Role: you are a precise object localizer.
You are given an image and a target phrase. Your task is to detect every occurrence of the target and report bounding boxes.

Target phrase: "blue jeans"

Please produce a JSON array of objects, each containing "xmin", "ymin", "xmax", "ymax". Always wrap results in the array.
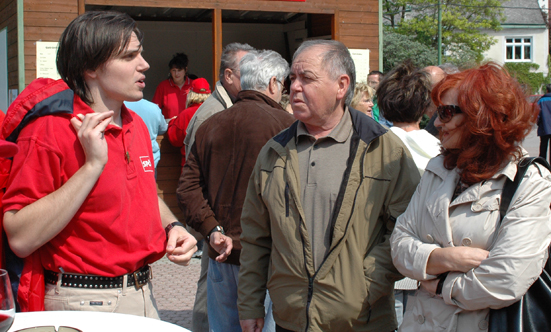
[
  {"xmin": 207, "ymin": 259, "xmax": 274, "ymax": 332},
  {"xmin": 394, "ymin": 289, "xmax": 416, "ymax": 327}
]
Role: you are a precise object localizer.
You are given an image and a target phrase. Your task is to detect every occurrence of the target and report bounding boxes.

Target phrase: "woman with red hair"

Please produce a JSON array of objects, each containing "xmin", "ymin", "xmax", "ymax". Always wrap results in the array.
[{"xmin": 390, "ymin": 62, "xmax": 551, "ymax": 331}]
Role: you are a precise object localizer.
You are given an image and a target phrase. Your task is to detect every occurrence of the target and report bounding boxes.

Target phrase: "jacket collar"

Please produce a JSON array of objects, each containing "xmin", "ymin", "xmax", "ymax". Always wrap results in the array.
[
  {"xmin": 234, "ymin": 90, "xmax": 284, "ymax": 110},
  {"xmin": 425, "ymin": 151, "xmax": 524, "ymax": 216},
  {"xmin": 213, "ymin": 81, "xmax": 233, "ymax": 110},
  {"xmin": 272, "ymin": 106, "xmax": 386, "ymax": 153}
]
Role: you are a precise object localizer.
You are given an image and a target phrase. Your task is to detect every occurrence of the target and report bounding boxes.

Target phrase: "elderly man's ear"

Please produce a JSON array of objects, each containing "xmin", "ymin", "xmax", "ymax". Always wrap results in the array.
[
  {"xmin": 336, "ymin": 74, "xmax": 350, "ymax": 101},
  {"xmin": 223, "ymin": 68, "xmax": 233, "ymax": 85}
]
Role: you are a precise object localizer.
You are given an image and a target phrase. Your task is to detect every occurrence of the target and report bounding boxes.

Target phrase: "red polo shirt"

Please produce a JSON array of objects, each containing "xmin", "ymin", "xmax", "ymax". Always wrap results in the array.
[
  {"xmin": 152, "ymin": 77, "xmax": 193, "ymax": 119},
  {"xmin": 3, "ymin": 96, "xmax": 166, "ymax": 276}
]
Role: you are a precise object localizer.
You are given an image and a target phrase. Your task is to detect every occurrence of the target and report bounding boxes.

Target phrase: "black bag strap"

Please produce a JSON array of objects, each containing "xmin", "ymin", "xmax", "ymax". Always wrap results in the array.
[{"xmin": 499, "ymin": 156, "xmax": 551, "ymax": 224}]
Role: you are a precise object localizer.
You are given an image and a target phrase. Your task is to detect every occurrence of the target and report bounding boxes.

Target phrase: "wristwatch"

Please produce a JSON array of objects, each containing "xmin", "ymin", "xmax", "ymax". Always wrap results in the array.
[
  {"xmin": 165, "ymin": 221, "xmax": 185, "ymax": 237},
  {"xmin": 206, "ymin": 225, "xmax": 225, "ymax": 241}
]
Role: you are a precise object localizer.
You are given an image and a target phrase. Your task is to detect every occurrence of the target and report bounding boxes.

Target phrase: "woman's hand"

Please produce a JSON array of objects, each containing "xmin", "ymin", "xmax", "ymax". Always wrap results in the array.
[
  {"xmin": 427, "ymin": 247, "xmax": 489, "ymax": 275},
  {"xmin": 420, "ymin": 278, "xmax": 439, "ymax": 295}
]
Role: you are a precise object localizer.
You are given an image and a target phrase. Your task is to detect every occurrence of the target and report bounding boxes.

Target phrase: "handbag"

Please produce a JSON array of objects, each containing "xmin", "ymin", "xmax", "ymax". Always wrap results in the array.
[{"xmin": 489, "ymin": 157, "xmax": 551, "ymax": 332}]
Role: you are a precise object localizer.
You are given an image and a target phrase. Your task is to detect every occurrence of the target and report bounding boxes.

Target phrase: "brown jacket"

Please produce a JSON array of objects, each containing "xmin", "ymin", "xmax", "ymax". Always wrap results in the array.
[{"xmin": 177, "ymin": 90, "xmax": 295, "ymax": 265}]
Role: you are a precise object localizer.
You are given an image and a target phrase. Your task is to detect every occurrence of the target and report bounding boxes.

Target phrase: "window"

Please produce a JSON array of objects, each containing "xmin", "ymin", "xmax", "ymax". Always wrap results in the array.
[{"xmin": 505, "ymin": 37, "xmax": 532, "ymax": 62}]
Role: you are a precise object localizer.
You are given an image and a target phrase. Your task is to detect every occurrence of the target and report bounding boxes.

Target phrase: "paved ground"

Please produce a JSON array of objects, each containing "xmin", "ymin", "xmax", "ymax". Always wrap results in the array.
[
  {"xmin": 151, "ymin": 255, "xmax": 201, "ymax": 331},
  {"xmin": 148, "ymin": 126, "xmax": 542, "ymax": 332}
]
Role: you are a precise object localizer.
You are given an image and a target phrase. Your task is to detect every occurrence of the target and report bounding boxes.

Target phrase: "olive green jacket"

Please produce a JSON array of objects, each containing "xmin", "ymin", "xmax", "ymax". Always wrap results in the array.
[{"xmin": 238, "ymin": 108, "xmax": 421, "ymax": 332}]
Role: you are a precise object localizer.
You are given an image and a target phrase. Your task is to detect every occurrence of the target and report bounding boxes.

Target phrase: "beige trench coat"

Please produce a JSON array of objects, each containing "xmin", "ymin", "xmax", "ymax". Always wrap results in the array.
[{"xmin": 391, "ymin": 154, "xmax": 551, "ymax": 332}]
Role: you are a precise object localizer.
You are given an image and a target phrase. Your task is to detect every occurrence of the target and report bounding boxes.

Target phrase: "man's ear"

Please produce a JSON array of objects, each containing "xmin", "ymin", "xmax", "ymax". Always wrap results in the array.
[
  {"xmin": 223, "ymin": 68, "xmax": 233, "ymax": 85},
  {"xmin": 336, "ymin": 75, "xmax": 350, "ymax": 100},
  {"xmin": 84, "ymin": 69, "xmax": 97, "ymax": 80},
  {"xmin": 268, "ymin": 77, "xmax": 278, "ymax": 94}
]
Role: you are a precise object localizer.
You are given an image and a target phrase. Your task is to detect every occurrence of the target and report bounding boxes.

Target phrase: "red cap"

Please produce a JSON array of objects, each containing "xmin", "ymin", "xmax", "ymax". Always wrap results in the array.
[
  {"xmin": 0, "ymin": 140, "xmax": 18, "ymax": 158},
  {"xmin": 191, "ymin": 78, "xmax": 211, "ymax": 94}
]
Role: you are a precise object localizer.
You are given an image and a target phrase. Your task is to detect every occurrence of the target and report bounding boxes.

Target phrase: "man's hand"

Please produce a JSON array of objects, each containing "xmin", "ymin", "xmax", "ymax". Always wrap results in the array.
[
  {"xmin": 210, "ymin": 232, "xmax": 233, "ymax": 262},
  {"xmin": 240, "ymin": 318, "xmax": 264, "ymax": 332},
  {"xmin": 70, "ymin": 112, "xmax": 113, "ymax": 170},
  {"xmin": 427, "ymin": 247, "xmax": 489, "ymax": 275},
  {"xmin": 166, "ymin": 225, "xmax": 197, "ymax": 266}
]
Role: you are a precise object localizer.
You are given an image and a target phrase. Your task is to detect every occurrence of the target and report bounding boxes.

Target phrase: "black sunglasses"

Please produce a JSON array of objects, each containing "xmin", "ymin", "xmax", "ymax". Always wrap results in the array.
[{"xmin": 436, "ymin": 105, "xmax": 462, "ymax": 123}]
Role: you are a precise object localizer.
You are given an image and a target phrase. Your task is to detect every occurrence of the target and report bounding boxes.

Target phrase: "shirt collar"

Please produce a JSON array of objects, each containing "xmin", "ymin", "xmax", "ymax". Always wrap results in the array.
[{"xmin": 297, "ymin": 107, "xmax": 352, "ymax": 143}]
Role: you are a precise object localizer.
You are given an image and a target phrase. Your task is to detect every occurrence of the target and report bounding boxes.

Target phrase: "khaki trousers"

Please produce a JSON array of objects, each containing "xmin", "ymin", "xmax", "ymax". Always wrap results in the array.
[{"xmin": 44, "ymin": 274, "xmax": 159, "ymax": 319}]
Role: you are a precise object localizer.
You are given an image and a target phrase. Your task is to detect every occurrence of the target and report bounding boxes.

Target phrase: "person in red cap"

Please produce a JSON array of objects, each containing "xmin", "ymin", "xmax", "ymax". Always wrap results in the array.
[{"xmin": 167, "ymin": 77, "xmax": 211, "ymax": 168}]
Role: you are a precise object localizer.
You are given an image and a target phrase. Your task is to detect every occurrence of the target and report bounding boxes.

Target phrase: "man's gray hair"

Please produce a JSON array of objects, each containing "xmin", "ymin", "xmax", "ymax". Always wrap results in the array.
[
  {"xmin": 293, "ymin": 40, "xmax": 356, "ymax": 105},
  {"xmin": 240, "ymin": 50, "xmax": 289, "ymax": 92},
  {"xmin": 219, "ymin": 42, "xmax": 256, "ymax": 80}
]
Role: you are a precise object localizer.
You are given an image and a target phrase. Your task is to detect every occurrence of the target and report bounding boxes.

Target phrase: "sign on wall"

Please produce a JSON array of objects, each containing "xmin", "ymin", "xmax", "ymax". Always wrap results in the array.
[
  {"xmin": 349, "ymin": 49, "xmax": 370, "ymax": 83},
  {"xmin": 36, "ymin": 42, "xmax": 60, "ymax": 80}
]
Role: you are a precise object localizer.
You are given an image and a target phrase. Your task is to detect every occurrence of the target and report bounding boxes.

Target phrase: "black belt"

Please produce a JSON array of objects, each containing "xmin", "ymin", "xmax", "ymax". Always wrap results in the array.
[{"xmin": 44, "ymin": 265, "xmax": 151, "ymax": 289}]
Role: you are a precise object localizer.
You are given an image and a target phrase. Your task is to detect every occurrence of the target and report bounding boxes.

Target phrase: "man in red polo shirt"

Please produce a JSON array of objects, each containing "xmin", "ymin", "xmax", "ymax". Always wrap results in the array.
[{"xmin": 2, "ymin": 11, "xmax": 196, "ymax": 317}]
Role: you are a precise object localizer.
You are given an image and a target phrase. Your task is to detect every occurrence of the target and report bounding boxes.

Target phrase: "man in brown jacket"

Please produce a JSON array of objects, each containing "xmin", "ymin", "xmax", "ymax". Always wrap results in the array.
[
  {"xmin": 176, "ymin": 49, "xmax": 295, "ymax": 332},
  {"xmin": 237, "ymin": 40, "xmax": 420, "ymax": 332}
]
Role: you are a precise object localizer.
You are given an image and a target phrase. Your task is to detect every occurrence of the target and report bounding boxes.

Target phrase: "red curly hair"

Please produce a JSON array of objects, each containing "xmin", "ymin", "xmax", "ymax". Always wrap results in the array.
[{"xmin": 431, "ymin": 62, "xmax": 537, "ymax": 185}]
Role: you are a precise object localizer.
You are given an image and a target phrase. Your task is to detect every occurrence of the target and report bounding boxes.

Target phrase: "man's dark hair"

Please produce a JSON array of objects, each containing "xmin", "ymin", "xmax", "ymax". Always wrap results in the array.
[
  {"xmin": 368, "ymin": 70, "xmax": 384, "ymax": 80},
  {"xmin": 57, "ymin": 11, "xmax": 143, "ymax": 105},
  {"xmin": 377, "ymin": 60, "xmax": 432, "ymax": 123},
  {"xmin": 168, "ymin": 53, "xmax": 189, "ymax": 70},
  {"xmin": 546, "ymin": 84, "xmax": 551, "ymax": 93}
]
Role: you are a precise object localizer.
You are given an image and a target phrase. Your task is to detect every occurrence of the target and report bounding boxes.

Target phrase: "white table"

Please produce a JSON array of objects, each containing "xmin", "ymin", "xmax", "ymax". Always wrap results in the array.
[{"xmin": 8, "ymin": 311, "xmax": 190, "ymax": 332}]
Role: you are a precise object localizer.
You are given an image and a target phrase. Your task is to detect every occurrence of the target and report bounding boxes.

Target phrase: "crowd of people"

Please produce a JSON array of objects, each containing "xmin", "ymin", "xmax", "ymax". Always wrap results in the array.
[{"xmin": 1, "ymin": 10, "xmax": 551, "ymax": 332}]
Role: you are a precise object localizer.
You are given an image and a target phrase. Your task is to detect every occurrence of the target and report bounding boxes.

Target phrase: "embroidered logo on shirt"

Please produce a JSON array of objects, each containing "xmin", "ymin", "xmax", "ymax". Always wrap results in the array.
[{"xmin": 140, "ymin": 156, "xmax": 154, "ymax": 172}]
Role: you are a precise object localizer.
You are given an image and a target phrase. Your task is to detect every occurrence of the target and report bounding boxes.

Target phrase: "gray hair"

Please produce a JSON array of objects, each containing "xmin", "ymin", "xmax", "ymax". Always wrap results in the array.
[
  {"xmin": 240, "ymin": 50, "xmax": 289, "ymax": 92},
  {"xmin": 219, "ymin": 42, "xmax": 255, "ymax": 80},
  {"xmin": 293, "ymin": 40, "xmax": 356, "ymax": 105}
]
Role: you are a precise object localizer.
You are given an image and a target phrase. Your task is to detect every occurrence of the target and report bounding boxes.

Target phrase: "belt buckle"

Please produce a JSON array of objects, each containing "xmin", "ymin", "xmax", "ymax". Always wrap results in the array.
[{"xmin": 133, "ymin": 269, "xmax": 147, "ymax": 289}]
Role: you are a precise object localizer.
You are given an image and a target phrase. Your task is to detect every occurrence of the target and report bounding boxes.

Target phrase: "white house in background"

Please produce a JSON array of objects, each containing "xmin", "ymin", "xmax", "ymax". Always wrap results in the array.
[{"xmin": 483, "ymin": 0, "xmax": 548, "ymax": 75}]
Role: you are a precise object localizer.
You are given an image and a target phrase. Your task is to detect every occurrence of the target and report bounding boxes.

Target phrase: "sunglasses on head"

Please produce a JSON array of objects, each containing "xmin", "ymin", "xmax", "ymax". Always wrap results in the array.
[{"xmin": 436, "ymin": 105, "xmax": 462, "ymax": 123}]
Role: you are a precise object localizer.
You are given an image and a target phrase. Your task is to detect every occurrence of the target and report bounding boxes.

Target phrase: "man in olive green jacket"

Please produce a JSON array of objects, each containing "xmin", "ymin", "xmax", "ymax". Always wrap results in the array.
[{"xmin": 237, "ymin": 40, "xmax": 420, "ymax": 332}]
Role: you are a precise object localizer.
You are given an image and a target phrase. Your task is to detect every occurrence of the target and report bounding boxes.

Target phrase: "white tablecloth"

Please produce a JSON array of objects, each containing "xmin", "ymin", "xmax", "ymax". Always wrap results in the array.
[{"xmin": 8, "ymin": 311, "xmax": 190, "ymax": 332}]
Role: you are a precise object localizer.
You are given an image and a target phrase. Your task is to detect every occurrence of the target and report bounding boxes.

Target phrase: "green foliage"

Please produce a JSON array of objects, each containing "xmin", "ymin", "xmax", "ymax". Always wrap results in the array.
[
  {"xmin": 383, "ymin": 28, "xmax": 438, "ymax": 72},
  {"xmin": 384, "ymin": 0, "xmax": 504, "ymax": 64},
  {"xmin": 504, "ymin": 63, "xmax": 550, "ymax": 94}
]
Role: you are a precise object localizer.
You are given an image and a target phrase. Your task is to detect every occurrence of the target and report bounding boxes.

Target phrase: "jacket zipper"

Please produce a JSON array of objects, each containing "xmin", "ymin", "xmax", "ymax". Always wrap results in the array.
[
  {"xmin": 302, "ymin": 143, "xmax": 369, "ymax": 331},
  {"xmin": 285, "ymin": 183, "xmax": 290, "ymax": 217}
]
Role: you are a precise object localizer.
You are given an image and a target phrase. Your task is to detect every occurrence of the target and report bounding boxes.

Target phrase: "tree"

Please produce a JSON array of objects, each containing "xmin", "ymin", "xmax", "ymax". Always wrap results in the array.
[
  {"xmin": 384, "ymin": 0, "xmax": 504, "ymax": 64},
  {"xmin": 383, "ymin": 28, "xmax": 438, "ymax": 72}
]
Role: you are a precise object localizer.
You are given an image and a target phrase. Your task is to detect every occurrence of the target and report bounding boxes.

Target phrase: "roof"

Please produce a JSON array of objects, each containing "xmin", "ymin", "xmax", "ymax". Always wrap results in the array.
[{"xmin": 502, "ymin": 0, "xmax": 546, "ymax": 25}]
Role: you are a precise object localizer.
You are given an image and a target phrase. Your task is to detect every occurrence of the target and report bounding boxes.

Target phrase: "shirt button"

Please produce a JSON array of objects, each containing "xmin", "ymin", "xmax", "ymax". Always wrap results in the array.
[
  {"xmin": 313, "ymin": 144, "xmax": 319, "ymax": 149},
  {"xmin": 478, "ymin": 320, "xmax": 488, "ymax": 330},
  {"xmin": 462, "ymin": 238, "xmax": 472, "ymax": 246},
  {"xmin": 80, "ymin": 301, "xmax": 85, "ymax": 305},
  {"xmin": 311, "ymin": 162, "xmax": 316, "ymax": 167},
  {"xmin": 426, "ymin": 234, "xmax": 434, "ymax": 243},
  {"xmin": 417, "ymin": 315, "xmax": 425, "ymax": 324}
]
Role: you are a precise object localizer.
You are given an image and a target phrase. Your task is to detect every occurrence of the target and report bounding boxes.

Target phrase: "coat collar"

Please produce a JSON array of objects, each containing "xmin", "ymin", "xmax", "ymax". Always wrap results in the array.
[{"xmin": 424, "ymin": 150, "xmax": 526, "ymax": 244}]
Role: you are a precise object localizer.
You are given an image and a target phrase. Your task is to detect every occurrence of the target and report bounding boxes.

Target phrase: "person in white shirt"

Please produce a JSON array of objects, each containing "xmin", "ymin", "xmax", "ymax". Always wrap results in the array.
[{"xmin": 376, "ymin": 60, "xmax": 441, "ymax": 325}]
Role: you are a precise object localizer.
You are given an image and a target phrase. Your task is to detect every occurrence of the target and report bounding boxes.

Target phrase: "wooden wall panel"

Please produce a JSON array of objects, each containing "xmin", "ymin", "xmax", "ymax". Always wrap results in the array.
[
  {"xmin": 22, "ymin": 1, "xmax": 78, "ymax": 87},
  {"xmin": 156, "ymin": 135, "xmax": 186, "ymax": 221},
  {"xmin": 24, "ymin": 0, "xmax": 78, "ymax": 13},
  {"xmin": 1, "ymin": 0, "xmax": 17, "ymax": 90},
  {"xmin": 24, "ymin": 12, "xmax": 75, "ymax": 27}
]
